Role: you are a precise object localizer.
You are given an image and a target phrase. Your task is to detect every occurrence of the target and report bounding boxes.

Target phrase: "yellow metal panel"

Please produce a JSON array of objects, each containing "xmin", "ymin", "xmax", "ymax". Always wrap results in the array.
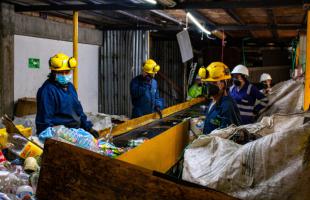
[
  {"xmin": 73, "ymin": 11, "xmax": 79, "ymax": 90},
  {"xmin": 305, "ymin": 10, "xmax": 310, "ymax": 111},
  {"xmin": 117, "ymin": 120, "xmax": 189, "ymax": 173},
  {"xmin": 99, "ymin": 97, "xmax": 205, "ymax": 137}
]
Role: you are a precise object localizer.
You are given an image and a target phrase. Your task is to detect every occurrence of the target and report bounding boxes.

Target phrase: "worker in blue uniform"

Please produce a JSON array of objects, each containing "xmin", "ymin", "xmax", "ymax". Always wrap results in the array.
[
  {"xmin": 198, "ymin": 62, "xmax": 241, "ymax": 134},
  {"xmin": 230, "ymin": 64, "xmax": 269, "ymax": 125},
  {"xmin": 35, "ymin": 53, "xmax": 99, "ymax": 138},
  {"xmin": 130, "ymin": 59, "xmax": 164, "ymax": 119}
]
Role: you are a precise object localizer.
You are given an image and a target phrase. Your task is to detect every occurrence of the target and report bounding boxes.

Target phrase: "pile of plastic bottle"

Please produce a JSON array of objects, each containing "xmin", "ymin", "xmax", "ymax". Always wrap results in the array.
[
  {"xmin": 39, "ymin": 125, "xmax": 129, "ymax": 157},
  {"xmin": 0, "ymin": 152, "xmax": 38, "ymax": 200}
]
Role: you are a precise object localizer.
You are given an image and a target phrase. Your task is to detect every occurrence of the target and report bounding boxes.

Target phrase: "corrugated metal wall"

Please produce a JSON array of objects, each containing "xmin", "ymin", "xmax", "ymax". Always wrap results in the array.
[
  {"xmin": 99, "ymin": 30, "xmax": 148, "ymax": 116},
  {"xmin": 152, "ymin": 40, "xmax": 184, "ymax": 107}
]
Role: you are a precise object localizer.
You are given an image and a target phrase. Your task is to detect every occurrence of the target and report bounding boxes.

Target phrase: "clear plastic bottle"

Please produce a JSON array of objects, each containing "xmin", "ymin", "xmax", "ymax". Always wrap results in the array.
[{"xmin": 54, "ymin": 126, "xmax": 99, "ymax": 152}]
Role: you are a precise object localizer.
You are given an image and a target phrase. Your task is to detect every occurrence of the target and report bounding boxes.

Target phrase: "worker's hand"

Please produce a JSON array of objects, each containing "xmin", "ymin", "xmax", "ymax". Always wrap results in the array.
[
  {"xmin": 155, "ymin": 106, "xmax": 163, "ymax": 119},
  {"xmin": 88, "ymin": 128, "xmax": 99, "ymax": 139}
]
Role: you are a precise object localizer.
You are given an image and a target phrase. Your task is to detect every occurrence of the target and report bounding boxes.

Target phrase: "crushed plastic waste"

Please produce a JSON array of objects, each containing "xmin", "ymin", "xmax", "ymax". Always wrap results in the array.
[
  {"xmin": 227, "ymin": 128, "xmax": 262, "ymax": 145},
  {"xmin": 39, "ymin": 126, "xmax": 99, "ymax": 152},
  {"xmin": 13, "ymin": 115, "xmax": 36, "ymax": 136},
  {"xmin": 0, "ymin": 160, "xmax": 37, "ymax": 200},
  {"xmin": 128, "ymin": 137, "xmax": 148, "ymax": 147},
  {"xmin": 2, "ymin": 132, "xmax": 42, "ymax": 160},
  {"xmin": 98, "ymin": 140, "xmax": 127, "ymax": 158}
]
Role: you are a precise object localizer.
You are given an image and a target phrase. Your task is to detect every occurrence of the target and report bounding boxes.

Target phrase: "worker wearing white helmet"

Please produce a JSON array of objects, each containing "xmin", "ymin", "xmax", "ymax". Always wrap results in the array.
[
  {"xmin": 230, "ymin": 64, "xmax": 268, "ymax": 125},
  {"xmin": 259, "ymin": 73, "xmax": 272, "ymax": 95}
]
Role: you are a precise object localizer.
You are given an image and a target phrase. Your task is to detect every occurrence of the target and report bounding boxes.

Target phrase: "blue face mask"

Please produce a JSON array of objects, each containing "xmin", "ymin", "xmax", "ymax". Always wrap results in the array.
[{"xmin": 55, "ymin": 74, "xmax": 72, "ymax": 85}]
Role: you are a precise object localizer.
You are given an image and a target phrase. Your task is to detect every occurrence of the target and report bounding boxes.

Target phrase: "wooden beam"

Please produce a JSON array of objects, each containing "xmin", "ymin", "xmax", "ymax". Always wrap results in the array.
[
  {"xmin": 103, "ymin": 24, "xmax": 304, "ymax": 31},
  {"xmin": 215, "ymin": 24, "xmax": 304, "ymax": 31},
  {"xmin": 266, "ymin": 9, "xmax": 279, "ymax": 39},
  {"xmin": 15, "ymin": 0, "xmax": 304, "ymax": 12},
  {"xmin": 36, "ymin": 139, "xmax": 238, "ymax": 200},
  {"xmin": 225, "ymin": 9, "xmax": 255, "ymax": 38}
]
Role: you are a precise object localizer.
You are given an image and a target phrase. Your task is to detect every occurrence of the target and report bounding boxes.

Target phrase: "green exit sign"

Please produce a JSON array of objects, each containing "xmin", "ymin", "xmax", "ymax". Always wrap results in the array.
[{"xmin": 28, "ymin": 58, "xmax": 40, "ymax": 69}]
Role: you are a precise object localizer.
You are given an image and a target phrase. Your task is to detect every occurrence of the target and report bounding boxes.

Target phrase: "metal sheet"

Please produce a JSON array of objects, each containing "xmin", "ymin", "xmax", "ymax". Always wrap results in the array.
[
  {"xmin": 117, "ymin": 121, "xmax": 189, "ymax": 173},
  {"xmin": 99, "ymin": 30, "xmax": 148, "ymax": 116},
  {"xmin": 152, "ymin": 39, "xmax": 184, "ymax": 107}
]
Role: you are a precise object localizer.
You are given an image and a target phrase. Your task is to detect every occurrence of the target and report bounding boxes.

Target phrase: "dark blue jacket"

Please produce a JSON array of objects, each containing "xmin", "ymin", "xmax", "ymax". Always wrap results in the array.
[
  {"xmin": 230, "ymin": 81, "xmax": 268, "ymax": 125},
  {"xmin": 35, "ymin": 79, "xmax": 93, "ymax": 135},
  {"xmin": 203, "ymin": 95, "xmax": 241, "ymax": 134},
  {"xmin": 130, "ymin": 75, "xmax": 164, "ymax": 118}
]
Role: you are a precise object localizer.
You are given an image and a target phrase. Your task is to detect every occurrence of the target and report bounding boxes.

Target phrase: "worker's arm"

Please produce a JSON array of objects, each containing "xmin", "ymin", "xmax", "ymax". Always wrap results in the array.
[
  {"xmin": 252, "ymin": 86, "xmax": 269, "ymax": 113},
  {"xmin": 154, "ymin": 80, "xmax": 164, "ymax": 109},
  {"xmin": 69, "ymin": 84, "xmax": 93, "ymax": 131},
  {"xmin": 35, "ymin": 87, "xmax": 56, "ymax": 135},
  {"xmin": 219, "ymin": 100, "xmax": 241, "ymax": 128}
]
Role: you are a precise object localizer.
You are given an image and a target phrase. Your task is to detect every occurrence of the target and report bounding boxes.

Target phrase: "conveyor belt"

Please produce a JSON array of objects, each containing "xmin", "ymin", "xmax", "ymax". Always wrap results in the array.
[{"xmin": 113, "ymin": 104, "xmax": 205, "ymax": 148}]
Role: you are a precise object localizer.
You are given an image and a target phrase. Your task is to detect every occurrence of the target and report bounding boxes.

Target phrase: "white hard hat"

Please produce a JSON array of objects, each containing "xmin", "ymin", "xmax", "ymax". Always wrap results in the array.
[
  {"xmin": 231, "ymin": 64, "xmax": 249, "ymax": 76},
  {"xmin": 260, "ymin": 73, "xmax": 272, "ymax": 82}
]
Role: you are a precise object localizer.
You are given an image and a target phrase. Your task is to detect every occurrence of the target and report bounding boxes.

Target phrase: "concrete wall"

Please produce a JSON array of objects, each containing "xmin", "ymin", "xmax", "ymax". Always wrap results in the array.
[
  {"xmin": 10, "ymin": 10, "xmax": 104, "ymax": 113},
  {"xmin": 248, "ymin": 66, "xmax": 290, "ymax": 84},
  {"xmin": 14, "ymin": 13, "xmax": 103, "ymax": 45},
  {"xmin": 14, "ymin": 35, "xmax": 99, "ymax": 113}
]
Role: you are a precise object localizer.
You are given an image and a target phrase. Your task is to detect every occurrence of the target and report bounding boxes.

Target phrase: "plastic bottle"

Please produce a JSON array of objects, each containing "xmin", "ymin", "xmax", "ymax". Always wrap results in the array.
[
  {"xmin": 16, "ymin": 185, "xmax": 33, "ymax": 200},
  {"xmin": 5, "ymin": 133, "xmax": 43, "ymax": 159},
  {"xmin": 54, "ymin": 126, "xmax": 98, "ymax": 152},
  {"xmin": 29, "ymin": 172, "xmax": 39, "ymax": 194}
]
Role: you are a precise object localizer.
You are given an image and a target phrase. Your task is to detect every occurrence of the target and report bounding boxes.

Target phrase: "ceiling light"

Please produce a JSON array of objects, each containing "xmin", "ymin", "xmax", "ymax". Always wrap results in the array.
[
  {"xmin": 187, "ymin": 12, "xmax": 211, "ymax": 35},
  {"xmin": 144, "ymin": 0, "xmax": 157, "ymax": 4}
]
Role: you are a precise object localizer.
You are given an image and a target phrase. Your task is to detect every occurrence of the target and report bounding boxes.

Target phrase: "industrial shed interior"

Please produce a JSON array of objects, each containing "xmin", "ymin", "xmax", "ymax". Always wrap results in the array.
[{"xmin": 0, "ymin": 0, "xmax": 309, "ymax": 199}]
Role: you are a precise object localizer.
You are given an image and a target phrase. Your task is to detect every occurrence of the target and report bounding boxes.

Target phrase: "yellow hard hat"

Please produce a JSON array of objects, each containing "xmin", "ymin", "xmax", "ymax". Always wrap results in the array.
[
  {"xmin": 142, "ymin": 59, "xmax": 160, "ymax": 74},
  {"xmin": 49, "ymin": 53, "xmax": 77, "ymax": 71},
  {"xmin": 199, "ymin": 62, "xmax": 231, "ymax": 82}
]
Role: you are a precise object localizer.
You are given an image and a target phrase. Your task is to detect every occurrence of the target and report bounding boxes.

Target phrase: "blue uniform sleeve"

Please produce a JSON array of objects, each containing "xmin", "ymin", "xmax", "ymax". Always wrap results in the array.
[
  {"xmin": 219, "ymin": 101, "xmax": 241, "ymax": 128},
  {"xmin": 36, "ymin": 87, "xmax": 56, "ymax": 134},
  {"xmin": 252, "ymin": 86, "xmax": 269, "ymax": 113},
  {"xmin": 70, "ymin": 85, "xmax": 93, "ymax": 131},
  {"xmin": 130, "ymin": 78, "xmax": 149, "ymax": 99},
  {"xmin": 154, "ymin": 81, "xmax": 164, "ymax": 109}
]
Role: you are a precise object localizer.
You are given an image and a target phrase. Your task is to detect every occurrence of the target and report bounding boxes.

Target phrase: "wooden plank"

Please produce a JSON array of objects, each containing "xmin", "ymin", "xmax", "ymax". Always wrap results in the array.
[{"xmin": 37, "ymin": 139, "xmax": 238, "ymax": 200}]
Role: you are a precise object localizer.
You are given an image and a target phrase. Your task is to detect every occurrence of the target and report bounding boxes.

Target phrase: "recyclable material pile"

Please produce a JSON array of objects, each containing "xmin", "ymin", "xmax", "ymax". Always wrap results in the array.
[
  {"xmin": 258, "ymin": 79, "xmax": 304, "ymax": 119},
  {"xmin": 182, "ymin": 113, "xmax": 310, "ymax": 200},
  {"xmin": 39, "ymin": 125, "xmax": 133, "ymax": 157},
  {"xmin": 0, "ymin": 117, "xmax": 133, "ymax": 199}
]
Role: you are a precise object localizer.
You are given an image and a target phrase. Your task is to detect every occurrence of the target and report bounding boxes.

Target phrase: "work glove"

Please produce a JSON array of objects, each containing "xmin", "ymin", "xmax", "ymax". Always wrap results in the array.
[
  {"xmin": 88, "ymin": 128, "xmax": 99, "ymax": 139},
  {"xmin": 155, "ymin": 106, "xmax": 163, "ymax": 119}
]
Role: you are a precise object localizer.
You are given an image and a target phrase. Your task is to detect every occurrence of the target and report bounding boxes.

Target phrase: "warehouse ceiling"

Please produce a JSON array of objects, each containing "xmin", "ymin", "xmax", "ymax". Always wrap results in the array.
[{"xmin": 4, "ymin": 0, "xmax": 309, "ymax": 44}]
